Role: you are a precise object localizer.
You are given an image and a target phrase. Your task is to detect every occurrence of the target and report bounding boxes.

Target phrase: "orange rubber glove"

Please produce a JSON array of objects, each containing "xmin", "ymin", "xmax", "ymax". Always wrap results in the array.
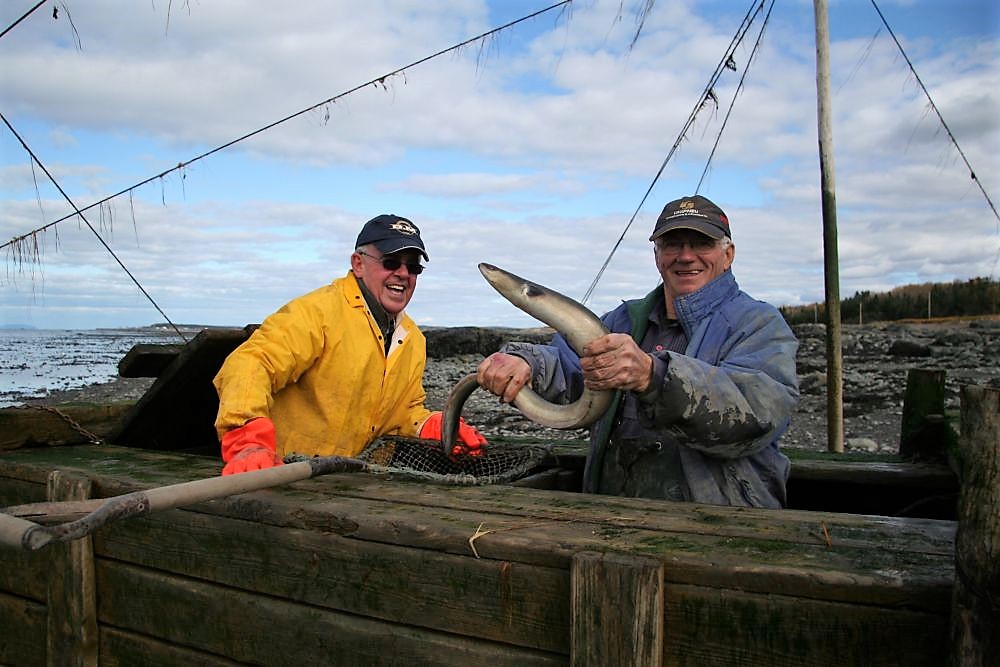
[
  {"xmin": 221, "ymin": 417, "xmax": 283, "ymax": 476},
  {"xmin": 419, "ymin": 411, "xmax": 487, "ymax": 457}
]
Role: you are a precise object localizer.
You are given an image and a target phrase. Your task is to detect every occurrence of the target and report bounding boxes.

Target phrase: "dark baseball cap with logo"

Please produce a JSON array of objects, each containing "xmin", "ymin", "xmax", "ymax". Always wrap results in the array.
[
  {"xmin": 649, "ymin": 195, "xmax": 731, "ymax": 241},
  {"xmin": 355, "ymin": 214, "xmax": 428, "ymax": 260}
]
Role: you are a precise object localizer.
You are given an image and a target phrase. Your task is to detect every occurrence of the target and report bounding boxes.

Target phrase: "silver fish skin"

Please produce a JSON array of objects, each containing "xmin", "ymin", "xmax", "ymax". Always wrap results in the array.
[{"xmin": 441, "ymin": 264, "xmax": 614, "ymax": 453}]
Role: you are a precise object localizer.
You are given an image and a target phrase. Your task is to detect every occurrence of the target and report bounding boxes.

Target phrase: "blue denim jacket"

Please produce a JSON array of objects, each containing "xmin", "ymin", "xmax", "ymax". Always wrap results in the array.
[{"xmin": 503, "ymin": 270, "xmax": 799, "ymax": 508}]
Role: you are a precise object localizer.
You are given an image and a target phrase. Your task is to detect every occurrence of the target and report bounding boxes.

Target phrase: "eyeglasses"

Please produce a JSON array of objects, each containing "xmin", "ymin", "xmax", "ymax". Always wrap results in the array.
[
  {"xmin": 357, "ymin": 250, "xmax": 425, "ymax": 275},
  {"xmin": 655, "ymin": 236, "xmax": 720, "ymax": 255}
]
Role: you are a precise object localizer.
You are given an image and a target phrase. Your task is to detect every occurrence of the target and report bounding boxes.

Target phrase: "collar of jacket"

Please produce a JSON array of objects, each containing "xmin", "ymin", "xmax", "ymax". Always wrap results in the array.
[
  {"xmin": 585, "ymin": 288, "xmax": 659, "ymax": 492},
  {"xmin": 343, "ymin": 271, "xmax": 417, "ymax": 357},
  {"xmin": 585, "ymin": 271, "xmax": 738, "ymax": 492},
  {"xmin": 344, "ymin": 270, "xmax": 407, "ymax": 320},
  {"xmin": 354, "ymin": 274, "xmax": 396, "ymax": 350},
  {"xmin": 671, "ymin": 269, "xmax": 739, "ymax": 340}
]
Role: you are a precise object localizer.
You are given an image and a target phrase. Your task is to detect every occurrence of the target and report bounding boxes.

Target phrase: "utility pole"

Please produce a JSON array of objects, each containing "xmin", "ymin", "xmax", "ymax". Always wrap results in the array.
[{"xmin": 813, "ymin": 0, "xmax": 844, "ymax": 453}]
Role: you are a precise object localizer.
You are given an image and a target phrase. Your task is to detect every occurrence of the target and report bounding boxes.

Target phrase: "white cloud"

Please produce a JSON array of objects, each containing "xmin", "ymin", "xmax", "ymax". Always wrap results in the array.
[{"xmin": 1, "ymin": 0, "xmax": 997, "ymax": 330}]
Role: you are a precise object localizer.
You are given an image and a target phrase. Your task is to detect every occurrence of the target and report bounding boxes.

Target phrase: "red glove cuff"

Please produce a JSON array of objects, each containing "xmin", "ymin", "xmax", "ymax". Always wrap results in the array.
[
  {"xmin": 418, "ymin": 412, "xmax": 488, "ymax": 455},
  {"xmin": 221, "ymin": 418, "xmax": 281, "ymax": 475},
  {"xmin": 418, "ymin": 412, "xmax": 444, "ymax": 440}
]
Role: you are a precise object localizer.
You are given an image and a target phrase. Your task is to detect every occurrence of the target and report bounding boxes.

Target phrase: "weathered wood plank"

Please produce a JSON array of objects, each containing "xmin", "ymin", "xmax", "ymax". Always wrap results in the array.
[
  {"xmin": 2, "ymin": 445, "xmax": 222, "ymax": 487},
  {"xmin": 0, "ymin": 534, "xmax": 49, "ymax": 600},
  {"xmin": 0, "ymin": 444, "xmax": 955, "ymax": 609},
  {"xmin": 510, "ymin": 467, "xmax": 564, "ymax": 488},
  {"xmin": 93, "ymin": 508, "xmax": 571, "ymax": 653},
  {"xmin": 94, "ymin": 482, "xmax": 950, "ymax": 612},
  {"xmin": 661, "ymin": 582, "xmax": 948, "ymax": 667},
  {"xmin": 2, "ymin": 403, "xmax": 963, "ymax": 519},
  {"xmin": 950, "ymin": 384, "xmax": 1000, "ymax": 666},
  {"xmin": 0, "ymin": 404, "xmax": 131, "ymax": 450},
  {"xmin": 100, "ymin": 626, "xmax": 246, "ymax": 666},
  {"xmin": 0, "ymin": 476, "xmax": 50, "ymax": 601},
  {"xmin": 0, "ymin": 444, "xmax": 958, "ymax": 559},
  {"xmin": 786, "ymin": 459, "xmax": 958, "ymax": 519},
  {"xmin": 571, "ymin": 551, "xmax": 663, "ymax": 667},
  {"xmin": 45, "ymin": 471, "xmax": 97, "ymax": 667},
  {"xmin": 0, "ymin": 474, "xmax": 47, "ymax": 507},
  {"xmin": 543, "ymin": 450, "xmax": 959, "ymax": 517},
  {"xmin": 0, "ymin": 590, "xmax": 47, "ymax": 667},
  {"xmin": 900, "ymin": 368, "xmax": 949, "ymax": 461},
  {"xmin": 0, "ymin": 443, "xmax": 958, "ymax": 665},
  {"xmin": 110, "ymin": 327, "xmax": 251, "ymax": 454},
  {"xmin": 96, "ymin": 561, "xmax": 565, "ymax": 666},
  {"xmin": 788, "ymin": 460, "xmax": 955, "ymax": 487},
  {"xmin": 299, "ymin": 474, "xmax": 958, "ymax": 554},
  {"xmin": 117, "ymin": 343, "xmax": 184, "ymax": 378}
]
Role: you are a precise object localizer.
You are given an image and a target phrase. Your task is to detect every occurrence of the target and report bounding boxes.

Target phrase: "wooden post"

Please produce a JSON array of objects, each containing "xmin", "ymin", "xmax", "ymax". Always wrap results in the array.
[
  {"xmin": 950, "ymin": 385, "xmax": 999, "ymax": 666},
  {"xmin": 813, "ymin": 0, "xmax": 844, "ymax": 453},
  {"xmin": 46, "ymin": 471, "xmax": 98, "ymax": 667},
  {"xmin": 900, "ymin": 368, "xmax": 950, "ymax": 462},
  {"xmin": 571, "ymin": 551, "xmax": 664, "ymax": 667}
]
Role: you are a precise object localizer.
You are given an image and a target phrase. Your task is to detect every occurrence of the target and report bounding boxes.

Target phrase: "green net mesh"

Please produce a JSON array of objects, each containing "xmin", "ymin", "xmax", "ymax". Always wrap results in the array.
[{"xmin": 287, "ymin": 436, "xmax": 551, "ymax": 485}]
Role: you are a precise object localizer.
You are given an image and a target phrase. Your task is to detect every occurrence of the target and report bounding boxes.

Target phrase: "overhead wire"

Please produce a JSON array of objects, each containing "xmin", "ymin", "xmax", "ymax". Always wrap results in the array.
[
  {"xmin": 0, "ymin": 0, "xmax": 48, "ymax": 40},
  {"xmin": 1, "ymin": 0, "xmax": 573, "ymax": 334},
  {"xmin": 1, "ymin": 112, "xmax": 189, "ymax": 342},
  {"xmin": 581, "ymin": 0, "xmax": 767, "ymax": 305},
  {"xmin": 1, "ymin": 0, "xmax": 573, "ymax": 253},
  {"xmin": 696, "ymin": 0, "xmax": 775, "ymax": 193},
  {"xmin": 585, "ymin": 0, "xmax": 998, "ymax": 302},
  {"xmin": 869, "ymin": 0, "xmax": 999, "ymax": 233},
  {"xmin": 835, "ymin": 28, "xmax": 882, "ymax": 96}
]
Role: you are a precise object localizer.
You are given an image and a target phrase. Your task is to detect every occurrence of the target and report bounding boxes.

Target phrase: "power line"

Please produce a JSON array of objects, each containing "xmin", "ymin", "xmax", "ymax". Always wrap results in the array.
[
  {"xmin": 1, "ymin": 1, "xmax": 573, "ymax": 253},
  {"xmin": 581, "ymin": 0, "xmax": 767, "ymax": 305},
  {"xmin": 869, "ymin": 0, "xmax": 999, "ymax": 230},
  {"xmin": 0, "ymin": 0, "xmax": 47, "ymax": 40},
  {"xmin": 696, "ymin": 0, "xmax": 775, "ymax": 193},
  {"xmin": 1, "ymin": 112, "xmax": 189, "ymax": 343}
]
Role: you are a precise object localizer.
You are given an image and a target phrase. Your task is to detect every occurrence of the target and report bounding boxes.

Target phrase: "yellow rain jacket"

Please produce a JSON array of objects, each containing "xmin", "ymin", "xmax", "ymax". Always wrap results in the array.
[{"xmin": 213, "ymin": 271, "xmax": 433, "ymax": 458}]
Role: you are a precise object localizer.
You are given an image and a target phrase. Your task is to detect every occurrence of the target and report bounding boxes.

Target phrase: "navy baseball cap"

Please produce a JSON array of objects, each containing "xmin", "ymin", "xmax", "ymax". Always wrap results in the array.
[
  {"xmin": 355, "ymin": 214, "xmax": 428, "ymax": 260},
  {"xmin": 649, "ymin": 195, "xmax": 731, "ymax": 241}
]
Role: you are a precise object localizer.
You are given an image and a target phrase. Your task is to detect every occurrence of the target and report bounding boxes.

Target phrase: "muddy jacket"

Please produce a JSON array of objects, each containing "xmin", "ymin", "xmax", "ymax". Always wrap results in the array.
[
  {"xmin": 503, "ymin": 270, "xmax": 798, "ymax": 508},
  {"xmin": 214, "ymin": 271, "xmax": 432, "ymax": 458}
]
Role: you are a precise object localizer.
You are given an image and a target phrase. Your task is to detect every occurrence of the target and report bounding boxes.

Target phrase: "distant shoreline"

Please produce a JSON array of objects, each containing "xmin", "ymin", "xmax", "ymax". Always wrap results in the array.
[{"xmin": 4, "ymin": 313, "xmax": 996, "ymax": 334}]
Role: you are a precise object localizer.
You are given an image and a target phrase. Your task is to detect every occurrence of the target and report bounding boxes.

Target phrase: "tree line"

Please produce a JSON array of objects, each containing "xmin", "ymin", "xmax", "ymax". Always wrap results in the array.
[{"xmin": 779, "ymin": 277, "xmax": 998, "ymax": 325}]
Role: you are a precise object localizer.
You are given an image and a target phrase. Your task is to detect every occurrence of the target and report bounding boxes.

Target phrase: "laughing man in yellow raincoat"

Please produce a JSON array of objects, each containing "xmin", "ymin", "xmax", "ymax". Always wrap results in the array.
[{"xmin": 213, "ymin": 214, "xmax": 487, "ymax": 475}]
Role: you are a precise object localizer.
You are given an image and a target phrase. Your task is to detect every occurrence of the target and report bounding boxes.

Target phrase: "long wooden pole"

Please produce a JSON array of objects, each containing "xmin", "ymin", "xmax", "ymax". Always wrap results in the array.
[
  {"xmin": 0, "ymin": 455, "xmax": 367, "ymax": 551},
  {"xmin": 813, "ymin": 0, "xmax": 844, "ymax": 453},
  {"xmin": 950, "ymin": 385, "xmax": 999, "ymax": 664}
]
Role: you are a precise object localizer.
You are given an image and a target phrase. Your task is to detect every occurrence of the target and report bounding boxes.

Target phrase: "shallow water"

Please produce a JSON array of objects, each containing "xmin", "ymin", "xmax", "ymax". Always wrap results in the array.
[{"xmin": 0, "ymin": 328, "xmax": 185, "ymax": 407}]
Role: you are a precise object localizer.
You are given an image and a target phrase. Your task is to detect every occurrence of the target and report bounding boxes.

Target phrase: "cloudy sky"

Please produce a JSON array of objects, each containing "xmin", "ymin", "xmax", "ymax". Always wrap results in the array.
[{"xmin": 1, "ymin": 0, "xmax": 997, "ymax": 333}]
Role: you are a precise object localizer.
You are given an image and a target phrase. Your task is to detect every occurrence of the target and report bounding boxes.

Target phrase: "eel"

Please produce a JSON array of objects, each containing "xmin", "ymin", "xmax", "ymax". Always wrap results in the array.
[{"xmin": 440, "ymin": 263, "xmax": 612, "ymax": 452}]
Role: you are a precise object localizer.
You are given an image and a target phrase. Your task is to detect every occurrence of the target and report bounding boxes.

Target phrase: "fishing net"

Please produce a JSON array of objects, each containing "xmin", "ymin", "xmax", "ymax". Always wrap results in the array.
[{"xmin": 286, "ymin": 436, "xmax": 551, "ymax": 486}]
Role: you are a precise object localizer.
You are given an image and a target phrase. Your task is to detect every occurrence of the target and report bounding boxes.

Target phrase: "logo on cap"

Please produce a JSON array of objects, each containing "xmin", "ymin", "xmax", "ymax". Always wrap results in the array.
[
  {"xmin": 679, "ymin": 200, "xmax": 695, "ymax": 211},
  {"xmin": 390, "ymin": 219, "xmax": 418, "ymax": 236}
]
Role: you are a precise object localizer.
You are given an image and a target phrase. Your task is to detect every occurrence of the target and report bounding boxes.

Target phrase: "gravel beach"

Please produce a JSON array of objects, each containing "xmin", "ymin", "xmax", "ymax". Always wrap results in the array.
[{"xmin": 21, "ymin": 318, "xmax": 1000, "ymax": 455}]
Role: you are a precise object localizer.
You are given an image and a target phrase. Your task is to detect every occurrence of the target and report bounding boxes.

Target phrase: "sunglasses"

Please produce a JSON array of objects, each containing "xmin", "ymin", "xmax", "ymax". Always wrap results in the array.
[
  {"xmin": 357, "ymin": 250, "xmax": 425, "ymax": 275},
  {"xmin": 654, "ymin": 235, "xmax": 720, "ymax": 255}
]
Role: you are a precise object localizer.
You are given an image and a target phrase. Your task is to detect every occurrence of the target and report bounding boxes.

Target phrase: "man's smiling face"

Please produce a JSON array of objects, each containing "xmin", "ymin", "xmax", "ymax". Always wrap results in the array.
[
  {"xmin": 351, "ymin": 247, "xmax": 422, "ymax": 316},
  {"xmin": 654, "ymin": 229, "xmax": 735, "ymax": 308}
]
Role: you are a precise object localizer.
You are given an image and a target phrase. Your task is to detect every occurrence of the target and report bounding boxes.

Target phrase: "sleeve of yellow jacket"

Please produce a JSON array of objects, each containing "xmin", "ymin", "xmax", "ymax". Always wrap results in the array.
[{"xmin": 213, "ymin": 272, "xmax": 433, "ymax": 458}]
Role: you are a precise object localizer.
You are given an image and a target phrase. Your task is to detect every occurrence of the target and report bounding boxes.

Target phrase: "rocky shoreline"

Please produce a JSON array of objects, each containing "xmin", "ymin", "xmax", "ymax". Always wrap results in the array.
[{"xmin": 23, "ymin": 318, "xmax": 1000, "ymax": 455}]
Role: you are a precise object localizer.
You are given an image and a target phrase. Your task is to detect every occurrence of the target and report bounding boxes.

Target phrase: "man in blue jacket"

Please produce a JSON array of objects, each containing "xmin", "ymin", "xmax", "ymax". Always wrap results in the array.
[{"xmin": 477, "ymin": 195, "xmax": 799, "ymax": 508}]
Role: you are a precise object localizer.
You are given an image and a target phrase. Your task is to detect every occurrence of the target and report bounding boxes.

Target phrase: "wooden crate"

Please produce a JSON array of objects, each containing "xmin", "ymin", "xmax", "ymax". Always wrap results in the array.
[{"xmin": 0, "ymin": 444, "xmax": 954, "ymax": 666}]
